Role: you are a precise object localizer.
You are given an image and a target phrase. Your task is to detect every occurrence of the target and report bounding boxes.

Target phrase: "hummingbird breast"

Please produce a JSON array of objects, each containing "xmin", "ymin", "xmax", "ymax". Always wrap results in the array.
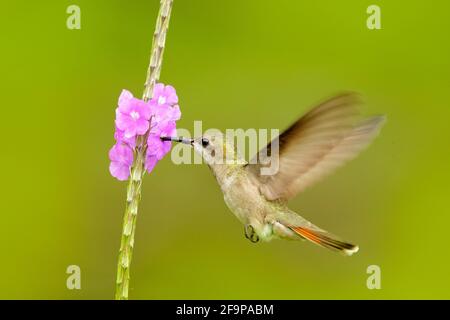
[{"xmin": 218, "ymin": 167, "xmax": 269, "ymax": 228}]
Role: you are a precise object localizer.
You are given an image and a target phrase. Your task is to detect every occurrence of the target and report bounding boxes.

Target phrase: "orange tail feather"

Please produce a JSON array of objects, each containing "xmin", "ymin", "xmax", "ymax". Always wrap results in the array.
[{"xmin": 289, "ymin": 226, "xmax": 359, "ymax": 256}]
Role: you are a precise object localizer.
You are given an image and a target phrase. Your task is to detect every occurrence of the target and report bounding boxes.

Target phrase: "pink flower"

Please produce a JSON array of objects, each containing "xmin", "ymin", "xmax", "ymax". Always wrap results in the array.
[
  {"xmin": 145, "ymin": 120, "xmax": 176, "ymax": 174},
  {"xmin": 147, "ymin": 121, "xmax": 176, "ymax": 161},
  {"xmin": 118, "ymin": 89, "xmax": 133, "ymax": 105},
  {"xmin": 109, "ymin": 143, "xmax": 134, "ymax": 181},
  {"xmin": 152, "ymin": 103, "xmax": 180, "ymax": 124},
  {"xmin": 153, "ymin": 83, "xmax": 178, "ymax": 106},
  {"xmin": 114, "ymin": 126, "xmax": 136, "ymax": 148},
  {"xmin": 115, "ymin": 90, "xmax": 152, "ymax": 139},
  {"xmin": 109, "ymin": 85, "xmax": 182, "ymax": 180},
  {"xmin": 144, "ymin": 154, "xmax": 158, "ymax": 173}
]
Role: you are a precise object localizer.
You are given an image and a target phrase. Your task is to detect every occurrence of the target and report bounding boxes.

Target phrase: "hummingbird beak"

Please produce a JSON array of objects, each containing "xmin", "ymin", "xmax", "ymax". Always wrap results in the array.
[{"xmin": 160, "ymin": 136, "xmax": 193, "ymax": 145}]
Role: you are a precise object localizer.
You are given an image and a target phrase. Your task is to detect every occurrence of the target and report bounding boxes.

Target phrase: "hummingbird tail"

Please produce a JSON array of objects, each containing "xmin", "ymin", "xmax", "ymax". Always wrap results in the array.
[{"xmin": 288, "ymin": 225, "xmax": 359, "ymax": 256}]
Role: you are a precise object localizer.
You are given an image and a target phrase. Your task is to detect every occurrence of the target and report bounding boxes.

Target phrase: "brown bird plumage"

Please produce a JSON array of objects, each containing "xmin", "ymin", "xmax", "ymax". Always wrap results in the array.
[{"xmin": 172, "ymin": 93, "xmax": 385, "ymax": 256}]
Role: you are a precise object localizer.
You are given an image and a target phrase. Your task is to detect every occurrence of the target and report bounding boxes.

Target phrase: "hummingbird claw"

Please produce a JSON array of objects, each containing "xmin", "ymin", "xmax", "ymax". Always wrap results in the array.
[{"xmin": 244, "ymin": 225, "xmax": 259, "ymax": 243}]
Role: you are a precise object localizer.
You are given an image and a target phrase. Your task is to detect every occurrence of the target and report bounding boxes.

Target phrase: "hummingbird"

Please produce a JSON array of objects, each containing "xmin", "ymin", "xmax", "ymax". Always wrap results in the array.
[{"xmin": 163, "ymin": 93, "xmax": 385, "ymax": 256}]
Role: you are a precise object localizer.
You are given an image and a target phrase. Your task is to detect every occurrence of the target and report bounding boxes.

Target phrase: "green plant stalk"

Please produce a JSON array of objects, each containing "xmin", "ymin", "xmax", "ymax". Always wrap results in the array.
[{"xmin": 115, "ymin": 0, "xmax": 174, "ymax": 300}]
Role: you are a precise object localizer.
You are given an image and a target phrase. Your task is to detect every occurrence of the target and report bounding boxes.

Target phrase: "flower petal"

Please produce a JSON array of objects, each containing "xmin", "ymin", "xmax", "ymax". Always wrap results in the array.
[
  {"xmin": 109, "ymin": 161, "xmax": 130, "ymax": 181},
  {"xmin": 118, "ymin": 90, "xmax": 134, "ymax": 106},
  {"xmin": 135, "ymin": 119, "xmax": 150, "ymax": 136},
  {"xmin": 164, "ymin": 85, "xmax": 179, "ymax": 105},
  {"xmin": 109, "ymin": 143, "xmax": 133, "ymax": 165},
  {"xmin": 153, "ymin": 83, "xmax": 165, "ymax": 97},
  {"xmin": 145, "ymin": 154, "xmax": 158, "ymax": 173},
  {"xmin": 114, "ymin": 127, "xmax": 136, "ymax": 148}
]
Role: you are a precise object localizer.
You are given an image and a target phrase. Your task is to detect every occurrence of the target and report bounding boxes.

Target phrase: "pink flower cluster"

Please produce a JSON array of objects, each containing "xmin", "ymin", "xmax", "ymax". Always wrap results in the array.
[{"xmin": 109, "ymin": 84, "xmax": 181, "ymax": 181}]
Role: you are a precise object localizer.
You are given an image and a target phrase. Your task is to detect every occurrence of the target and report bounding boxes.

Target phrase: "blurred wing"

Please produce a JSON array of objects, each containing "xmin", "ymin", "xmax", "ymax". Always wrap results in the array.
[
  {"xmin": 284, "ymin": 115, "xmax": 385, "ymax": 198},
  {"xmin": 246, "ymin": 93, "xmax": 385, "ymax": 201}
]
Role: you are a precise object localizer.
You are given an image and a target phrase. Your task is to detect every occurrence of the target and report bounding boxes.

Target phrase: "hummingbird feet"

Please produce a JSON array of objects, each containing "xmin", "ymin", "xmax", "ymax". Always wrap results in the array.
[{"xmin": 244, "ymin": 224, "xmax": 259, "ymax": 243}]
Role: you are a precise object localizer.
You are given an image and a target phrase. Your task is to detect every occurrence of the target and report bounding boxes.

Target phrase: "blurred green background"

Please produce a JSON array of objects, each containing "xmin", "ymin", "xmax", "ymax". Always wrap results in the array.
[{"xmin": 1, "ymin": 0, "xmax": 449, "ymax": 299}]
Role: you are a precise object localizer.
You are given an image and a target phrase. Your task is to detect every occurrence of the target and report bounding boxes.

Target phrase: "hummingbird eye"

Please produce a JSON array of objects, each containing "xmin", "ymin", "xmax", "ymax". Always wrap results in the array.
[{"xmin": 201, "ymin": 138, "xmax": 210, "ymax": 147}]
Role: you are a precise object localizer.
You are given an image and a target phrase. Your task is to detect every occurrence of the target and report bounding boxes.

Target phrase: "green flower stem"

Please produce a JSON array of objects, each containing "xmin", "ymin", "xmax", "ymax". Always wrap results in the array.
[{"xmin": 115, "ymin": 0, "xmax": 174, "ymax": 300}]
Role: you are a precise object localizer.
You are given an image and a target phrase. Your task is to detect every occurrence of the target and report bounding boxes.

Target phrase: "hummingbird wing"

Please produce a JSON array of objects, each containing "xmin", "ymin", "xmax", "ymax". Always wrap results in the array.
[{"xmin": 246, "ymin": 93, "xmax": 385, "ymax": 201}]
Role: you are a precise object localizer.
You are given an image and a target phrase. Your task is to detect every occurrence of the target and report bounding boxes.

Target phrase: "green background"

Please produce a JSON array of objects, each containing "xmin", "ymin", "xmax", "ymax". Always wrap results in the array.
[{"xmin": 1, "ymin": 0, "xmax": 449, "ymax": 299}]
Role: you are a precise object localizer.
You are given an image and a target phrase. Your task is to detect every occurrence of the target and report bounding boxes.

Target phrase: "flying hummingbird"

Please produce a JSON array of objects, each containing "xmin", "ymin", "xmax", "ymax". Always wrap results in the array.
[{"xmin": 163, "ymin": 93, "xmax": 385, "ymax": 256}]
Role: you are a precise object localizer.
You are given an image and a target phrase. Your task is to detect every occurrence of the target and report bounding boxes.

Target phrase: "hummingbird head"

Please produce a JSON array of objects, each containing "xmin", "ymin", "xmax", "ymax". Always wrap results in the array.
[
  {"xmin": 162, "ymin": 133, "xmax": 242, "ymax": 167},
  {"xmin": 192, "ymin": 133, "xmax": 240, "ymax": 166}
]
